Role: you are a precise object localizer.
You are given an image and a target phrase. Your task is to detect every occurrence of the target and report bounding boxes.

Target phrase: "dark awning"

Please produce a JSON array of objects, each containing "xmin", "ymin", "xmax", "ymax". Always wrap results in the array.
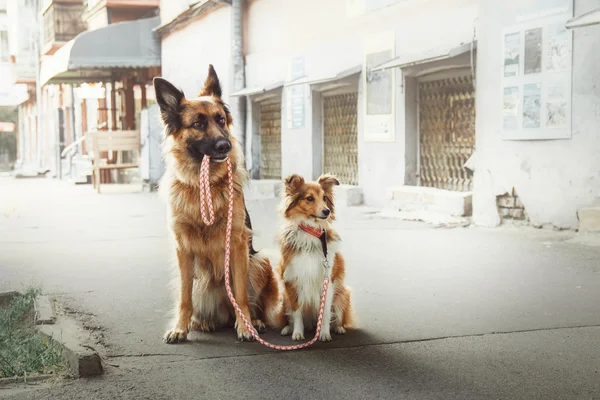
[{"xmin": 40, "ymin": 17, "xmax": 161, "ymax": 86}]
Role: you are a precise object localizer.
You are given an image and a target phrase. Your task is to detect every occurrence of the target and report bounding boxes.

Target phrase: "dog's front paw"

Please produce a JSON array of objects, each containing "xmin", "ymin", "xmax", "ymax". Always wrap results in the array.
[
  {"xmin": 281, "ymin": 325, "xmax": 293, "ymax": 336},
  {"xmin": 236, "ymin": 323, "xmax": 255, "ymax": 341},
  {"xmin": 164, "ymin": 328, "xmax": 187, "ymax": 344},
  {"xmin": 292, "ymin": 331, "xmax": 305, "ymax": 341},
  {"xmin": 334, "ymin": 326, "xmax": 347, "ymax": 335},
  {"xmin": 319, "ymin": 331, "xmax": 332, "ymax": 342}
]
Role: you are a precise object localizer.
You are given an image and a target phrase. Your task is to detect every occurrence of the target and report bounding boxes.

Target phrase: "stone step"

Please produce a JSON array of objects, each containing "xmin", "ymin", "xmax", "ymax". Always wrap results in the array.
[
  {"xmin": 334, "ymin": 185, "xmax": 363, "ymax": 207},
  {"xmin": 578, "ymin": 206, "xmax": 600, "ymax": 232},
  {"xmin": 245, "ymin": 179, "xmax": 283, "ymax": 200},
  {"xmin": 385, "ymin": 185, "xmax": 472, "ymax": 217}
]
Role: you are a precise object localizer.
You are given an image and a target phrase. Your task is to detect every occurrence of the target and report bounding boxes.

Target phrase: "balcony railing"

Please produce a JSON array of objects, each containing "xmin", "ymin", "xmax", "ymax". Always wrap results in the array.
[{"xmin": 43, "ymin": 2, "xmax": 86, "ymax": 46}]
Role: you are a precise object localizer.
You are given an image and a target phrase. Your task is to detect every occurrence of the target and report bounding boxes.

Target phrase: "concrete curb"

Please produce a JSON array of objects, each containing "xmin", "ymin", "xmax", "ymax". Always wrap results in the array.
[
  {"xmin": 35, "ymin": 302, "xmax": 104, "ymax": 378},
  {"xmin": 0, "ymin": 291, "xmax": 104, "ymax": 379},
  {"xmin": 0, "ymin": 373, "xmax": 55, "ymax": 386}
]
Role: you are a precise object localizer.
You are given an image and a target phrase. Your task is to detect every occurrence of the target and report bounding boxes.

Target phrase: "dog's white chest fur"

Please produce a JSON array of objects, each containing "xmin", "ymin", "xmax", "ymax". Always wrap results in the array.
[{"xmin": 283, "ymin": 230, "xmax": 340, "ymax": 309}]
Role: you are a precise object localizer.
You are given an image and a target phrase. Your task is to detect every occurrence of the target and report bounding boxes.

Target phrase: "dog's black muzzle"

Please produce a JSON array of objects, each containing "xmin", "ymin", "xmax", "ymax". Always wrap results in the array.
[{"xmin": 186, "ymin": 137, "xmax": 232, "ymax": 162}]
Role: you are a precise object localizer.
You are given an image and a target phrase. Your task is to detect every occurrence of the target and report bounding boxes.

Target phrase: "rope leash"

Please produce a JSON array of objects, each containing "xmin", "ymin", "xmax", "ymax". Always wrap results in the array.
[{"xmin": 199, "ymin": 155, "xmax": 330, "ymax": 350}]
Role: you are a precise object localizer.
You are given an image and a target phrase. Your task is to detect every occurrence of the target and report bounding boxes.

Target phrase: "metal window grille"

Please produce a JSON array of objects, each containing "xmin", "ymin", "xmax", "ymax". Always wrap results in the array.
[
  {"xmin": 419, "ymin": 76, "xmax": 476, "ymax": 192},
  {"xmin": 323, "ymin": 92, "xmax": 358, "ymax": 185},
  {"xmin": 259, "ymin": 101, "xmax": 282, "ymax": 180}
]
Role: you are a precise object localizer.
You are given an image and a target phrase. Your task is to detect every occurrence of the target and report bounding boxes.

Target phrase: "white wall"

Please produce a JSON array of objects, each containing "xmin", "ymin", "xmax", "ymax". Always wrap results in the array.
[
  {"xmin": 0, "ymin": 10, "xmax": 9, "ymax": 93},
  {"xmin": 0, "ymin": 9, "xmax": 28, "ymax": 106},
  {"xmin": 244, "ymin": 0, "xmax": 477, "ymax": 206},
  {"xmin": 244, "ymin": 0, "xmax": 477, "ymax": 86},
  {"xmin": 159, "ymin": 0, "xmax": 193, "ymax": 26},
  {"xmin": 473, "ymin": 0, "xmax": 600, "ymax": 230},
  {"xmin": 160, "ymin": 5, "xmax": 232, "ymax": 102}
]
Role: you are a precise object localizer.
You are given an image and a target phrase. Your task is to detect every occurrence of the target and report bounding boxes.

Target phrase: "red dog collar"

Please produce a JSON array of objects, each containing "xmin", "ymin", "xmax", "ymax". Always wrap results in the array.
[
  {"xmin": 299, "ymin": 224, "xmax": 324, "ymax": 239},
  {"xmin": 299, "ymin": 224, "xmax": 329, "ymax": 261}
]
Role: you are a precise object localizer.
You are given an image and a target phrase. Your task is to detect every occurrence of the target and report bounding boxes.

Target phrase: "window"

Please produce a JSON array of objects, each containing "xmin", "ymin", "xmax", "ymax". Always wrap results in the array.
[{"xmin": 0, "ymin": 31, "xmax": 9, "ymax": 63}]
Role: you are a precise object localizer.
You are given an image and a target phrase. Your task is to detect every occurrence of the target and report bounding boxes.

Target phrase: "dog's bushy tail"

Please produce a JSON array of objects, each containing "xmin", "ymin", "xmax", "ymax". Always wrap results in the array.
[
  {"xmin": 335, "ymin": 285, "xmax": 358, "ymax": 330},
  {"xmin": 249, "ymin": 253, "xmax": 287, "ymax": 330}
]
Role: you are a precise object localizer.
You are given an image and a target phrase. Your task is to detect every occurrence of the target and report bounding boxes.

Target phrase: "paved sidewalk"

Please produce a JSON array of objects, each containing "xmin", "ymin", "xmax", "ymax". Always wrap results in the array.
[{"xmin": 1, "ymin": 177, "xmax": 599, "ymax": 399}]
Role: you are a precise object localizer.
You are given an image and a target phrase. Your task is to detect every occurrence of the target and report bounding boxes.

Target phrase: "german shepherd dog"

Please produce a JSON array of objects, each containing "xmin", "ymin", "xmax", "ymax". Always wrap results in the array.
[{"xmin": 154, "ymin": 65, "xmax": 283, "ymax": 343}]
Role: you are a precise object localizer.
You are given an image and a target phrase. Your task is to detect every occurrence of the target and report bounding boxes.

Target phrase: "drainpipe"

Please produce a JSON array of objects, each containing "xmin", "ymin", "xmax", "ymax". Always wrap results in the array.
[
  {"xmin": 70, "ymin": 84, "xmax": 77, "ymax": 146},
  {"xmin": 230, "ymin": 0, "xmax": 246, "ymax": 164},
  {"xmin": 33, "ymin": 39, "xmax": 44, "ymax": 172},
  {"xmin": 32, "ymin": 0, "xmax": 44, "ymax": 172},
  {"xmin": 17, "ymin": 105, "xmax": 25, "ymax": 167}
]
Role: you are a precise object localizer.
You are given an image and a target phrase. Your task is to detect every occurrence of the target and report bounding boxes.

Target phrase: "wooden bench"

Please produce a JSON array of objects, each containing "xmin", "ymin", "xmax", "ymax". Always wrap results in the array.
[{"xmin": 88, "ymin": 130, "xmax": 140, "ymax": 193}]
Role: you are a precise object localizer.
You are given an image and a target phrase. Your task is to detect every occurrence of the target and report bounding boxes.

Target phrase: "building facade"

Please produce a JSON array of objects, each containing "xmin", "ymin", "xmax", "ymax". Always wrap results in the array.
[
  {"xmin": 158, "ymin": 0, "xmax": 478, "ymax": 206},
  {"xmin": 5, "ymin": 0, "xmax": 161, "ymax": 180},
  {"xmin": 473, "ymin": 0, "xmax": 600, "ymax": 230},
  {"xmin": 157, "ymin": 1, "xmax": 232, "ymax": 106},
  {"xmin": 159, "ymin": 0, "xmax": 598, "ymax": 230},
  {"xmin": 0, "ymin": 0, "xmax": 28, "ymax": 108}
]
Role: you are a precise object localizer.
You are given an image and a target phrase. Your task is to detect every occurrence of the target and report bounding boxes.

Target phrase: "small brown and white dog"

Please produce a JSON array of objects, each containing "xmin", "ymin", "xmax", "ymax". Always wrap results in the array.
[
  {"xmin": 278, "ymin": 174, "xmax": 355, "ymax": 342},
  {"xmin": 154, "ymin": 65, "xmax": 283, "ymax": 343}
]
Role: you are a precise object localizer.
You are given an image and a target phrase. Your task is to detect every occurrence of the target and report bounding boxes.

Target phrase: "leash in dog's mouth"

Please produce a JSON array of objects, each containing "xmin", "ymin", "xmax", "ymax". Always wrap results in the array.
[
  {"xmin": 198, "ymin": 155, "xmax": 331, "ymax": 351},
  {"xmin": 210, "ymin": 155, "xmax": 228, "ymax": 162}
]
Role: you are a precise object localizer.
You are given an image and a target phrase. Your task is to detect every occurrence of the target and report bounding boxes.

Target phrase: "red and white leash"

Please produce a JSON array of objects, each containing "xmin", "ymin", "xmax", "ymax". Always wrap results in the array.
[{"xmin": 198, "ymin": 156, "xmax": 330, "ymax": 350}]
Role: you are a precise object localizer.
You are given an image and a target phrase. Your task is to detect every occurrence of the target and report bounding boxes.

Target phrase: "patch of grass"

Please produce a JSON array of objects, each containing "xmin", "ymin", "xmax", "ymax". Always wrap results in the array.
[{"xmin": 0, "ymin": 287, "xmax": 64, "ymax": 378}]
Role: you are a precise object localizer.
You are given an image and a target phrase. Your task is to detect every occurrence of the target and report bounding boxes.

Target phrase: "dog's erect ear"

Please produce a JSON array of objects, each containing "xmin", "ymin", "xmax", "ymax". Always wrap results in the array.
[
  {"xmin": 318, "ymin": 174, "xmax": 340, "ymax": 192},
  {"xmin": 198, "ymin": 64, "xmax": 222, "ymax": 98},
  {"xmin": 284, "ymin": 174, "xmax": 305, "ymax": 195},
  {"xmin": 318, "ymin": 174, "xmax": 339, "ymax": 219},
  {"xmin": 153, "ymin": 77, "xmax": 184, "ymax": 135}
]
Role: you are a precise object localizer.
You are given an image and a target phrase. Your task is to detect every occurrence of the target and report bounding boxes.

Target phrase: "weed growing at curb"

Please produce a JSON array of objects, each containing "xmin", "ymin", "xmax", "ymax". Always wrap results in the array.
[{"xmin": 0, "ymin": 287, "xmax": 64, "ymax": 378}]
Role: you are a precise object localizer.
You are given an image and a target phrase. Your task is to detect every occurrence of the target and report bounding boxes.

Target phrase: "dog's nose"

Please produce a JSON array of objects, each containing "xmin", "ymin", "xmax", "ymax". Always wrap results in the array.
[
  {"xmin": 214, "ymin": 139, "xmax": 231, "ymax": 154},
  {"xmin": 322, "ymin": 208, "xmax": 331, "ymax": 217}
]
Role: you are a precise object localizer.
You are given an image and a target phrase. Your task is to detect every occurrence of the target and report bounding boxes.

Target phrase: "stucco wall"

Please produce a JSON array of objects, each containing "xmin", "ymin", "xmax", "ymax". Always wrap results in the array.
[
  {"xmin": 86, "ymin": 8, "xmax": 109, "ymax": 30},
  {"xmin": 159, "ymin": 5, "xmax": 231, "ymax": 102},
  {"xmin": 244, "ymin": 0, "xmax": 477, "ymax": 206},
  {"xmin": 159, "ymin": 0, "xmax": 191, "ymax": 25},
  {"xmin": 244, "ymin": 0, "xmax": 477, "ymax": 88},
  {"xmin": 473, "ymin": 0, "xmax": 600, "ymax": 230}
]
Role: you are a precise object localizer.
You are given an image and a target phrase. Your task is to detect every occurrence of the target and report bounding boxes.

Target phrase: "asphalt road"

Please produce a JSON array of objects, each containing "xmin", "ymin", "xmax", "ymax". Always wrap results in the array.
[{"xmin": 1, "ymin": 178, "xmax": 600, "ymax": 399}]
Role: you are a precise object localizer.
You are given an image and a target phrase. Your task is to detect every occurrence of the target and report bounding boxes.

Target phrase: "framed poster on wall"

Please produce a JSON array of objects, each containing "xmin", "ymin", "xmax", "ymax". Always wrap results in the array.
[{"xmin": 501, "ymin": 12, "xmax": 573, "ymax": 140}]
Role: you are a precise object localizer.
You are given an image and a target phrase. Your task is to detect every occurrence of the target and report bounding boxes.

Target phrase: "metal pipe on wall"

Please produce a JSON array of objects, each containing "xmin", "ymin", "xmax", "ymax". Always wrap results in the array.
[
  {"xmin": 33, "ymin": 39, "xmax": 43, "ymax": 170},
  {"xmin": 230, "ymin": 0, "xmax": 247, "ymax": 162},
  {"xmin": 70, "ymin": 84, "xmax": 77, "ymax": 148}
]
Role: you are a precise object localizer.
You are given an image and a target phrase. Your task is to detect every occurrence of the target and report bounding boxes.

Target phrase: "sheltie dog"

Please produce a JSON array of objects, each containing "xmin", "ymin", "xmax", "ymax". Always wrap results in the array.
[
  {"xmin": 278, "ymin": 174, "xmax": 355, "ymax": 342},
  {"xmin": 154, "ymin": 65, "xmax": 283, "ymax": 343}
]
